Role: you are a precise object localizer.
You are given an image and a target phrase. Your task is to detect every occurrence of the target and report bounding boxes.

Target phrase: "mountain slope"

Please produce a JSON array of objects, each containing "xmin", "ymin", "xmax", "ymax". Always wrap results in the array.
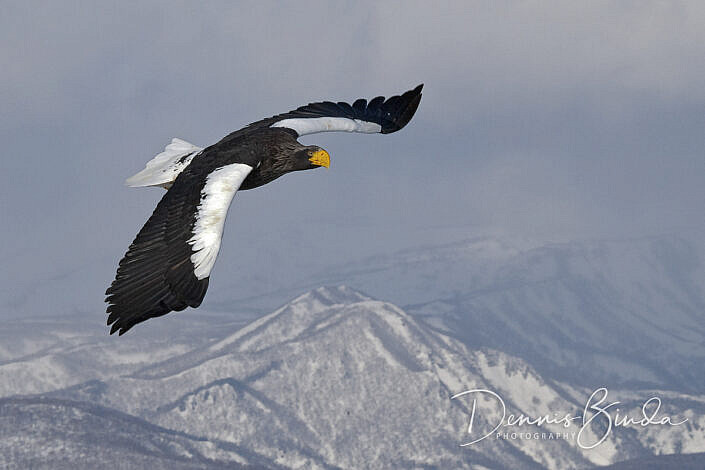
[
  {"xmin": 594, "ymin": 452, "xmax": 705, "ymax": 470},
  {"xmin": 45, "ymin": 286, "xmax": 705, "ymax": 470},
  {"xmin": 0, "ymin": 396, "xmax": 278, "ymax": 469},
  {"xmin": 264, "ymin": 235, "xmax": 705, "ymax": 393},
  {"xmin": 408, "ymin": 236, "xmax": 705, "ymax": 392}
]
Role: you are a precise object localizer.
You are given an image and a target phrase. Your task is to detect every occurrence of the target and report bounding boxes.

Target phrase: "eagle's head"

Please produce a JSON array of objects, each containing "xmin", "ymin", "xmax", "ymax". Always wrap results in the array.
[{"xmin": 295, "ymin": 146, "xmax": 330, "ymax": 170}]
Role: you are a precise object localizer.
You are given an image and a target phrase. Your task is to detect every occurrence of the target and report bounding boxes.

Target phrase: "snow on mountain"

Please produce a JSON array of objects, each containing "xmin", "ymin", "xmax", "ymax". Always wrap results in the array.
[
  {"xmin": 41, "ymin": 286, "xmax": 705, "ymax": 470},
  {"xmin": 268, "ymin": 235, "xmax": 705, "ymax": 393},
  {"xmin": 9, "ymin": 232, "xmax": 701, "ymax": 395},
  {"xmin": 0, "ymin": 396, "xmax": 277, "ymax": 469},
  {"xmin": 4, "ymin": 232, "xmax": 705, "ymax": 469},
  {"xmin": 594, "ymin": 452, "xmax": 705, "ymax": 470},
  {"xmin": 413, "ymin": 236, "xmax": 705, "ymax": 393},
  {"xmin": 0, "ymin": 308, "xmax": 254, "ymax": 398}
]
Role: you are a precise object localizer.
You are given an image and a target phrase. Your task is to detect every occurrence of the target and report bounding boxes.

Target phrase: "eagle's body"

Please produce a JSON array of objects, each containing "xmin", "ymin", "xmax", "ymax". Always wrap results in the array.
[{"xmin": 106, "ymin": 85, "xmax": 423, "ymax": 335}]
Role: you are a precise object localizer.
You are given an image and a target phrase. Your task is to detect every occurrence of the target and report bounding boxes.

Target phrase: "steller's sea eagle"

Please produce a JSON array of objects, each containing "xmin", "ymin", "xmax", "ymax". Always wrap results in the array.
[{"xmin": 106, "ymin": 85, "xmax": 423, "ymax": 335}]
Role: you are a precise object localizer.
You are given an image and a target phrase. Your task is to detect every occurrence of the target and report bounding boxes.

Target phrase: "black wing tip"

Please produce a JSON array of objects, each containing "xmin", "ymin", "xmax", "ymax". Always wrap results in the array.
[
  {"xmin": 402, "ymin": 83, "xmax": 424, "ymax": 99},
  {"xmin": 105, "ymin": 301, "xmax": 158, "ymax": 336},
  {"xmin": 106, "ymin": 308, "xmax": 132, "ymax": 335},
  {"xmin": 262, "ymin": 83, "xmax": 423, "ymax": 135},
  {"xmin": 413, "ymin": 83, "xmax": 424, "ymax": 93},
  {"xmin": 104, "ymin": 276, "xmax": 209, "ymax": 336},
  {"xmin": 106, "ymin": 307, "xmax": 153, "ymax": 335},
  {"xmin": 108, "ymin": 320, "xmax": 122, "ymax": 335},
  {"xmin": 379, "ymin": 84, "xmax": 424, "ymax": 134}
]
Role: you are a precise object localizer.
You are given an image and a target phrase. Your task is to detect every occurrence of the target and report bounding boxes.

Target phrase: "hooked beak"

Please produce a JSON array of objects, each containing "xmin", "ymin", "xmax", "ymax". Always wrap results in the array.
[{"xmin": 309, "ymin": 149, "xmax": 330, "ymax": 168}]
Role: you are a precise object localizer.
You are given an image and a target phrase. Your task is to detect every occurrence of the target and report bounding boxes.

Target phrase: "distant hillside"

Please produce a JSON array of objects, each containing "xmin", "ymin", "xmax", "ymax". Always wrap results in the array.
[
  {"xmin": 0, "ymin": 396, "xmax": 275, "ymax": 469},
  {"xmin": 593, "ymin": 451, "xmax": 705, "ymax": 470},
  {"xmin": 275, "ymin": 235, "xmax": 705, "ymax": 393}
]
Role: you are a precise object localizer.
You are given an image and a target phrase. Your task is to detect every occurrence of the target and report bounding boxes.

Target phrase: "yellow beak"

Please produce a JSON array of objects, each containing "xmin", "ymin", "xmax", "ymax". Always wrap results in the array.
[{"xmin": 309, "ymin": 149, "xmax": 330, "ymax": 168}]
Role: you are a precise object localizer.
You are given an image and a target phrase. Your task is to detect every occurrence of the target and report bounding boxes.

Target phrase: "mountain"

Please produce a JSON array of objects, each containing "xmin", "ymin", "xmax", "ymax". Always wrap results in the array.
[
  {"xmin": 8, "ymin": 232, "xmax": 703, "ymax": 394},
  {"xmin": 406, "ymin": 236, "xmax": 705, "ymax": 393},
  {"xmin": 0, "ymin": 396, "xmax": 278, "ymax": 469},
  {"xmin": 0, "ymin": 309, "xmax": 252, "ymax": 399},
  {"xmin": 594, "ymin": 452, "xmax": 705, "ymax": 470},
  {"xmin": 40, "ymin": 287, "xmax": 705, "ymax": 470},
  {"xmin": 226, "ymin": 235, "xmax": 705, "ymax": 394},
  {"xmin": 3, "ymin": 232, "xmax": 705, "ymax": 469}
]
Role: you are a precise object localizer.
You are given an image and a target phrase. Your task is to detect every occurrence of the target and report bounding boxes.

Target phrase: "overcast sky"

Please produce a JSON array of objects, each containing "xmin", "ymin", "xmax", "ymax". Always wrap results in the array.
[{"xmin": 2, "ymin": 1, "xmax": 704, "ymax": 320}]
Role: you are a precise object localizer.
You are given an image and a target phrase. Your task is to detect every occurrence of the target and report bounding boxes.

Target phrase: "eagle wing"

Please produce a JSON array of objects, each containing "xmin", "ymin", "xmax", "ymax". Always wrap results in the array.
[
  {"xmin": 106, "ymin": 159, "xmax": 253, "ymax": 335},
  {"xmin": 122, "ymin": 85, "xmax": 423, "ymax": 191},
  {"xmin": 218, "ymin": 84, "xmax": 423, "ymax": 143}
]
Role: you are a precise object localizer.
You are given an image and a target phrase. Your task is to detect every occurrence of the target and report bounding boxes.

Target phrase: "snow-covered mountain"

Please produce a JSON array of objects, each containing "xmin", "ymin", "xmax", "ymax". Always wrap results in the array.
[
  {"xmin": 8, "ymin": 233, "xmax": 703, "ymax": 393},
  {"xmin": 0, "ymin": 308, "xmax": 252, "ymax": 398},
  {"xmin": 3, "ymin": 233, "xmax": 705, "ymax": 469},
  {"xmin": 597, "ymin": 452, "xmax": 705, "ymax": 470},
  {"xmin": 215, "ymin": 235, "xmax": 705, "ymax": 394},
  {"xmin": 9, "ymin": 286, "xmax": 701, "ymax": 470},
  {"xmin": 405, "ymin": 236, "xmax": 705, "ymax": 393},
  {"xmin": 0, "ymin": 396, "xmax": 278, "ymax": 469}
]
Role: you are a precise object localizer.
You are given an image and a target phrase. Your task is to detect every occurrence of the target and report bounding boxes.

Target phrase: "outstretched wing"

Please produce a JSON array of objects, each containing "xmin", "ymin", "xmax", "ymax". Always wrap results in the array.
[
  {"xmin": 217, "ymin": 84, "xmax": 423, "ymax": 143},
  {"xmin": 105, "ymin": 160, "xmax": 253, "ymax": 335}
]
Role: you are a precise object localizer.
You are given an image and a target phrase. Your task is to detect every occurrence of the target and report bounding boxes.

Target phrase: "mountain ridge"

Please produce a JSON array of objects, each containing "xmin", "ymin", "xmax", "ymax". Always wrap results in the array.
[
  {"xmin": 36, "ymin": 286, "xmax": 705, "ymax": 469},
  {"xmin": 0, "ymin": 395, "xmax": 278, "ymax": 469}
]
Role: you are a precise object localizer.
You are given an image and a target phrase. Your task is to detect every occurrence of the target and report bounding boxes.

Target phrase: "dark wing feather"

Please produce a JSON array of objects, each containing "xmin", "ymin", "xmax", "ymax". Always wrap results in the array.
[
  {"xmin": 105, "ymin": 169, "xmax": 209, "ymax": 335},
  {"xmin": 217, "ymin": 84, "xmax": 423, "ymax": 143}
]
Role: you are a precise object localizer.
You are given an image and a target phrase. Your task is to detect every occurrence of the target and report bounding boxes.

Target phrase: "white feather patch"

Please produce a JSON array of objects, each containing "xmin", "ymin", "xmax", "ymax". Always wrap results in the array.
[
  {"xmin": 188, "ymin": 163, "xmax": 253, "ymax": 280},
  {"xmin": 271, "ymin": 117, "xmax": 382, "ymax": 136},
  {"xmin": 126, "ymin": 138, "xmax": 203, "ymax": 189}
]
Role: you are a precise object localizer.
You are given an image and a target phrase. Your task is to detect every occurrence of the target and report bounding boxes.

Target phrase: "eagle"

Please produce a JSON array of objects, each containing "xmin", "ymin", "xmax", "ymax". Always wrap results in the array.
[{"xmin": 106, "ymin": 85, "xmax": 423, "ymax": 335}]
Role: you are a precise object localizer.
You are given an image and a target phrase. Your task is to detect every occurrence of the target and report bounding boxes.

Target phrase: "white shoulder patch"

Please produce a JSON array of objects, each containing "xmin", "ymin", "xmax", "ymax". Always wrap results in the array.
[
  {"xmin": 126, "ymin": 138, "xmax": 203, "ymax": 189},
  {"xmin": 271, "ymin": 117, "xmax": 381, "ymax": 136},
  {"xmin": 188, "ymin": 163, "xmax": 253, "ymax": 280}
]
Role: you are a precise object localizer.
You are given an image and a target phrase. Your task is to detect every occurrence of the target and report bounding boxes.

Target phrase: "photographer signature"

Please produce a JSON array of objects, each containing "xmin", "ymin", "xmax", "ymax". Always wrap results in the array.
[{"xmin": 451, "ymin": 387, "xmax": 688, "ymax": 449}]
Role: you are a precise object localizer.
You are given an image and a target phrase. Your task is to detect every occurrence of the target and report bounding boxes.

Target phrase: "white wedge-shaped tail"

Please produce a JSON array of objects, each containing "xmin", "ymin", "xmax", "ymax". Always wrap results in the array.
[{"xmin": 126, "ymin": 138, "xmax": 203, "ymax": 189}]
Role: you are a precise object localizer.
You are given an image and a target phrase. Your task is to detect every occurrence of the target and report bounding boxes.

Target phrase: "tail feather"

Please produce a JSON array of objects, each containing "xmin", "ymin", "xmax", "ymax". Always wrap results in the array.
[{"xmin": 125, "ymin": 138, "xmax": 203, "ymax": 189}]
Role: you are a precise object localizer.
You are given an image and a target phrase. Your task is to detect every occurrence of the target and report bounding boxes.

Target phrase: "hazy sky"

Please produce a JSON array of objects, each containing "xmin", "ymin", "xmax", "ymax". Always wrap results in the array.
[{"xmin": 2, "ymin": 1, "xmax": 704, "ymax": 319}]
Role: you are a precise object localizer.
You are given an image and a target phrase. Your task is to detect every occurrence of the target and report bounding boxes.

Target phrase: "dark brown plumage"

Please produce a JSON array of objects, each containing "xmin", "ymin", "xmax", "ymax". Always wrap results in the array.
[{"xmin": 106, "ymin": 85, "xmax": 423, "ymax": 334}]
